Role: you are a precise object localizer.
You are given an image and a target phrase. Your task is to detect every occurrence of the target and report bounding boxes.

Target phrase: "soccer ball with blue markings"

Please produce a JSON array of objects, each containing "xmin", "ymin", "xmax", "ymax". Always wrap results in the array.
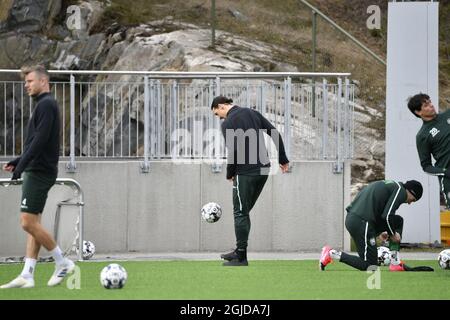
[
  {"xmin": 100, "ymin": 263, "xmax": 127, "ymax": 289},
  {"xmin": 438, "ymin": 249, "xmax": 450, "ymax": 270},
  {"xmin": 201, "ymin": 202, "xmax": 222, "ymax": 223}
]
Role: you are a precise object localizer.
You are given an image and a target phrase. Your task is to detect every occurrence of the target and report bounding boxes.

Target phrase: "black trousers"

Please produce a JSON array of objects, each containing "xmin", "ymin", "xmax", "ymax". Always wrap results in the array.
[
  {"xmin": 340, "ymin": 213, "xmax": 404, "ymax": 271},
  {"xmin": 439, "ymin": 176, "xmax": 450, "ymax": 209},
  {"xmin": 232, "ymin": 174, "xmax": 268, "ymax": 250}
]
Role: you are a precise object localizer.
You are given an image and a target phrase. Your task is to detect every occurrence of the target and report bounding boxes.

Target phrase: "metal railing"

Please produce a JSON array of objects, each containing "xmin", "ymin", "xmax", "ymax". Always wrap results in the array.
[
  {"xmin": 0, "ymin": 70, "xmax": 354, "ymax": 173},
  {"xmin": 299, "ymin": 0, "xmax": 386, "ymax": 68},
  {"xmin": 0, "ymin": 178, "xmax": 84, "ymax": 261}
]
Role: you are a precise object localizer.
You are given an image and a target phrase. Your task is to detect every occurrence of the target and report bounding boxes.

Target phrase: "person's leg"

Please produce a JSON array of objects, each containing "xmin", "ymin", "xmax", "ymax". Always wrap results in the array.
[
  {"xmin": 388, "ymin": 215, "xmax": 404, "ymax": 267},
  {"xmin": 440, "ymin": 177, "xmax": 450, "ymax": 209},
  {"xmin": 20, "ymin": 215, "xmax": 42, "ymax": 281},
  {"xmin": 21, "ymin": 171, "xmax": 75, "ymax": 286},
  {"xmin": 21, "ymin": 213, "xmax": 57, "ymax": 252},
  {"xmin": 0, "ymin": 227, "xmax": 37, "ymax": 288},
  {"xmin": 224, "ymin": 175, "xmax": 267, "ymax": 266},
  {"xmin": 25, "ymin": 216, "xmax": 42, "ymax": 259},
  {"xmin": 322, "ymin": 214, "xmax": 377, "ymax": 271}
]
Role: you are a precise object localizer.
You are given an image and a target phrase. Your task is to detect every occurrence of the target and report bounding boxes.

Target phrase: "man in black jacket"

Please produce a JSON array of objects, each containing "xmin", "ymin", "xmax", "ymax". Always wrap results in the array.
[
  {"xmin": 211, "ymin": 96, "xmax": 289, "ymax": 266},
  {"xmin": 1, "ymin": 65, "xmax": 75, "ymax": 289}
]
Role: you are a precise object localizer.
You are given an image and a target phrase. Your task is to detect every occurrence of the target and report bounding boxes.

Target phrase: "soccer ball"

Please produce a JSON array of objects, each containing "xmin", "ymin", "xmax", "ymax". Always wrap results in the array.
[
  {"xmin": 82, "ymin": 240, "xmax": 95, "ymax": 260},
  {"xmin": 377, "ymin": 246, "xmax": 391, "ymax": 266},
  {"xmin": 201, "ymin": 202, "xmax": 222, "ymax": 223},
  {"xmin": 438, "ymin": 249, "xmax": 450, "ymax": 270},
  {"xmin": 100, "ymin": 263, "xmax": 127, "ymax": 289}
]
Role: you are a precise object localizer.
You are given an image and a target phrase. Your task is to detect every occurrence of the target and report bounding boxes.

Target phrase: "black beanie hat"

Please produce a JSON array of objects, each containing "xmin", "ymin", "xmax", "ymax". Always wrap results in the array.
[
  {"xmin": 403, "ymin": 180, "xmax": 423, "ymax": 201},
  {"xmin": 211, "ymin": 96, "xmax": 233, "ymax": 109}
]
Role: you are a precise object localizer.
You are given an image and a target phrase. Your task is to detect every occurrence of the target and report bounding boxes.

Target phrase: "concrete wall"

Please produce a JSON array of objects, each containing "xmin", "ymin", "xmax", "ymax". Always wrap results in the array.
[
  {"xmin": 385, "ymin": 2, "xmax": 440, "ymax": 243},
  {"xmin": 0, "ymin": 160, "xmax": 350, "ymax": 256}
]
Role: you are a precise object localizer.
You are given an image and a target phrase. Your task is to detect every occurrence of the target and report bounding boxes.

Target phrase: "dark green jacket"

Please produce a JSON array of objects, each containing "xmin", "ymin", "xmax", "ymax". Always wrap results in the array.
[
  {"xmin": 416, "ymin": 109, "xmax": 450, "ymax": 176},
  {"xmin": 346, "ymin": 180, "xmax": 407, "ymax": 236}
]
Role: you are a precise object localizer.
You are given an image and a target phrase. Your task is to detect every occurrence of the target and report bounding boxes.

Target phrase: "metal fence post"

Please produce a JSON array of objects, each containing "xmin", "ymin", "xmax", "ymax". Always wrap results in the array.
[
  {"xmin": 141, "ymin": 76, "xmax": 150, "ymax": 173},
  {"xmin": 344, "ymin": 78, "xmax": 350, "ymax": 160},
  {"xmin": 284, "ymin": 77, "xmax": 292, "ymax": 162},
  {"xmin": 312, "ymin": 10, "xmax": 317, "ymax": 72},
  {"xmin": 333, "ymin": 77, "xmax": 343, "ymax": 174},
  {"xmin": 155, "ymin": 80, "xmax": 161, "ymax": 159},
  {"xmin": 211, "ymin": 0, "xmax": 216, "ymax": 48},
  {"xmin": 66, "ymin": 74, "xmax": 77, "ymax": 173},
  {"xmin": 212, "ymin": 76, "xmax": 222, "ymax": 173},
  {"xmin": 258, "ymin": 81, "xmax": 265, "ymax": 114},
  {"xmin": 322, "ymin": 78, "xmax": 328, "ymax": 159},
  {"xmin": 171, "ymin": 80, "xmax": 178, "ymax": 160}
]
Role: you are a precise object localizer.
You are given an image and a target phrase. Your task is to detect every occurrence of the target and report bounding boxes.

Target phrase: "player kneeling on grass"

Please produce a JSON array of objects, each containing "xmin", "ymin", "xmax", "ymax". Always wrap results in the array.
[{"xmin": 320, "ymin": 179, "xmax": 422, "ymax": 272}]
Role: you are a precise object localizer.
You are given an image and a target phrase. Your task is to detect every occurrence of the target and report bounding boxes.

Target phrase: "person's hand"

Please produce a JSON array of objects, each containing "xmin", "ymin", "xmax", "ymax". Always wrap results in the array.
[
  {"xmin": 227, "ymin": 176, "xmax": 235, "ymax": 182},
  {"xmin": 280, "ymin": 163, "xmax": 289, "ymax": 173},
  {"xmin": 2, "ymin": 163, "xmax": 14, "ymax": 172},
  {"xmin": 390, "ymin": 232, "xmax": 401, "ymax": 243},
  {"xmin": 379, "ymin": 231, "xmax": 389, "ymax": 242}
]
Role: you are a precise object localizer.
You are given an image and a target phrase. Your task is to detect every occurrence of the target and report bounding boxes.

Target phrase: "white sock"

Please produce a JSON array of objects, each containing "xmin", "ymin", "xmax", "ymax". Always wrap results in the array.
[
  {"xmin": 330, "ymin": 249, "xmax": 342, "ymax": 261},
  {"xmin": 50, "ymin": 246, "xmax": 65, "ymax": 265},
  {"xmin": 390, "ymin": 251, "xmax": 401, "ymax": 265},
  {"xmin": 20, "ymin": 258, "xmax": 37, "ymax": 279}
]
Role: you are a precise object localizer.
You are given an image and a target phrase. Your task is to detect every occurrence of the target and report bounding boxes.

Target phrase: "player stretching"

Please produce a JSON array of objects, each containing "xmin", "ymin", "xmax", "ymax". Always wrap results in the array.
[{"xmin": 320, "ymin": 180, "xmax": 422, "ymax": 271}]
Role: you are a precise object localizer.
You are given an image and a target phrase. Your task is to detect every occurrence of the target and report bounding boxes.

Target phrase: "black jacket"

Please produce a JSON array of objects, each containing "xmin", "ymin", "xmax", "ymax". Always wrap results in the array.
[
  {"xmin": 10, "ymin": 92, "xmax": 60, "ymax": 177},
  {"xmin": 221, "ymin": 105, "xmax": 289, "ymax": 179}
]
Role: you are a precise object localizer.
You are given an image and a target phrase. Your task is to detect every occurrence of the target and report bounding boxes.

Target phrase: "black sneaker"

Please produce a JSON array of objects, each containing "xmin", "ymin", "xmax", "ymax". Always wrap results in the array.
[
  {"xmin": 220, "ymin": 250, "xmax": 239, "ymax": 261},
  {"xmin": 223, "ymin": 259, "xmax": 249, "ymax": 266}
]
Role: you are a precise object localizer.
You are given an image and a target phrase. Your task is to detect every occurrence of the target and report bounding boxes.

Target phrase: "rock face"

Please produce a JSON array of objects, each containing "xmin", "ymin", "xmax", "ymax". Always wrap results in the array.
[
  {"xmin": 0, "ymin": 0, "xmax": 61, "ymax": 33},
  {"xmin": 0, "ymin": 1, "xmax": 385, "ymax": 187}
]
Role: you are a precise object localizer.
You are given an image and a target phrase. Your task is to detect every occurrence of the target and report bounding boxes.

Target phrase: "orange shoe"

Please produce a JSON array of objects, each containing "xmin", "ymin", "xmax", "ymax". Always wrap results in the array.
[
  {"xmin": 389, "ymin": 261, "xmax": 405, "ymax": 272},
  {"xmin": 319, "ymin": 245, "xmax": 333, "ymax": 271}
]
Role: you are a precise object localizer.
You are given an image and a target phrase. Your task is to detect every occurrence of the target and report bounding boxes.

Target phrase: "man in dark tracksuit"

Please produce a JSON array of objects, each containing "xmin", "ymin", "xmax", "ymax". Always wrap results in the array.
[
  {"xmin": 211, "ymin": 96, "xmax": 290, "ymax": 266},
  {"xmin": 319, "ymin": 180, "xmax": 422, "ymax": 271},
  {"xmin": 1, "ymin": 65, "xmax": 74, "ymax": 289},
  {"xmin": 407, "ymin": 93, "xmax": 450, "ymax": 207}
]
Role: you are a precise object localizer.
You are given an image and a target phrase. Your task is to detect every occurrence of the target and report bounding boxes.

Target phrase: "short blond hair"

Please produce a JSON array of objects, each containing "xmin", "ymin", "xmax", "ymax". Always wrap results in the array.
[{"xmin": 21, "ymin": 65, "xmax": 50, "ymax": 81}]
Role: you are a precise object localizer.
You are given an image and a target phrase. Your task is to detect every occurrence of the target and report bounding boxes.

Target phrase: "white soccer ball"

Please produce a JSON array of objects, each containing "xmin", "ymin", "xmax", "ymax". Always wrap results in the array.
[
  {"xmin": 82, "ymin": 240, "xmax": 95, "ymax": 260},
  {"xmin": 377, "ymin": 246, "xmax": 391, "ymax": 266},
  {"xmin": 100, "ymin": 263, "xmax": 128, "ymax": 289},
  {"xmin": 201, "ymin": 202, "xmax": 222, "ymax": 223},
  {"xmin": 438, "ymin": 249, "xmax": 450, "ymax": 270}
]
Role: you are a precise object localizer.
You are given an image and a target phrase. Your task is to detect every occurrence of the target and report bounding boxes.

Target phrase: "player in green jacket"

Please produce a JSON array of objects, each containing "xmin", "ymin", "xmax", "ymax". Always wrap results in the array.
[
  {"xmin": 407, "ymin": 93, "xmax": 450, "ymax": 207},
  {"xmin": 319, "ymin": 180, "xmax": 422, "ymax": 271}
]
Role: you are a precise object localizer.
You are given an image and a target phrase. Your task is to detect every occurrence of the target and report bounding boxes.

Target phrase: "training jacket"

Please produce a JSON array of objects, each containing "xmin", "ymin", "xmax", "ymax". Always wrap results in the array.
[
  {"xmin": 346, "ymin": 180, "xmax": 407, "ymax": 236},
  {"xmin": 10, "ymin": 92, "xmax": 60, "ymax": 176},
  {"xmin": 416, "ymin": 109, "xmax": 450, "ymax": 177},
  {"xmin": 221, "ymin": 105, "xmax": 289, "ymax": 179}
]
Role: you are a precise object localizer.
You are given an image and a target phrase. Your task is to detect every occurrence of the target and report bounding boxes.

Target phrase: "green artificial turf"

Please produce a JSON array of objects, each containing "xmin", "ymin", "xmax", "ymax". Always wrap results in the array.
[{"xmin": 0, "ymin": 260, "xmax": 449, "ymax": 300}]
